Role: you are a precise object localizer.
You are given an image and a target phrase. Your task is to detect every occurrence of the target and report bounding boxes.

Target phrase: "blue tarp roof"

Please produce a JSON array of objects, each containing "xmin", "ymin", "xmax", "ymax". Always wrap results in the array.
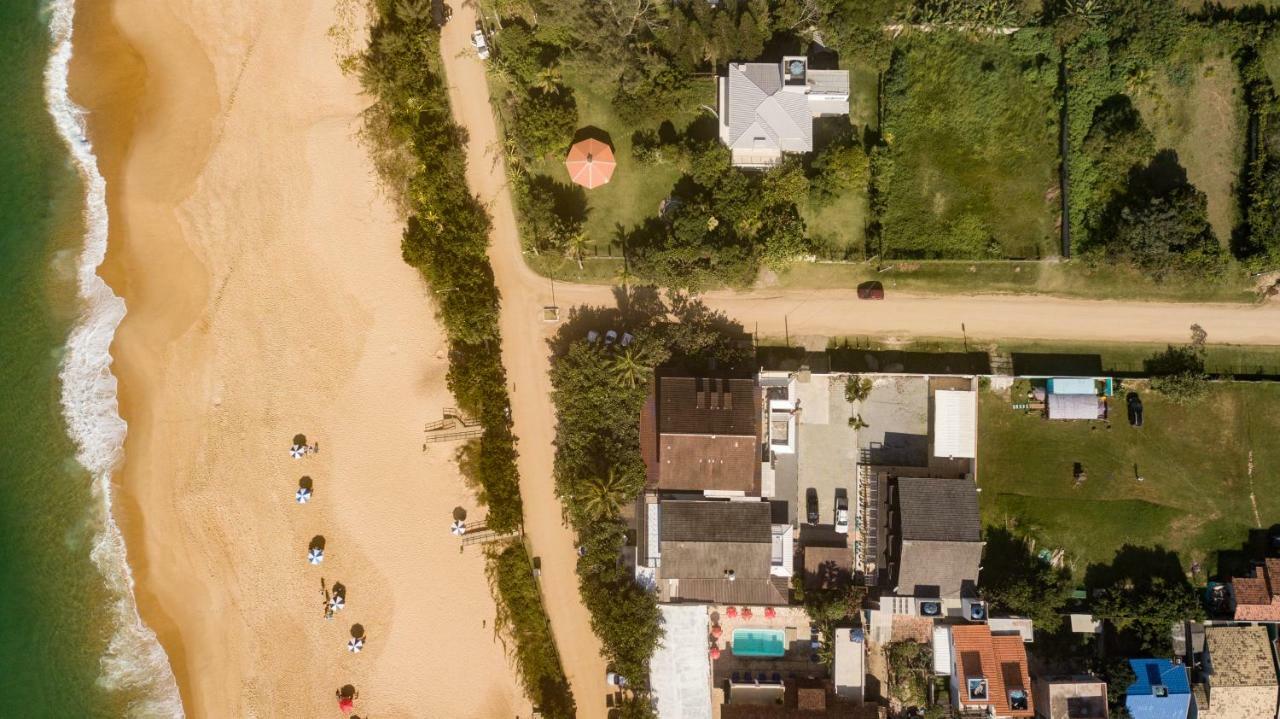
[
  {"xmin": 1048, "ymin": 377, "xmax": 1097, "ymax": 395},
  {"xmin": 1126, "ymin": 659, "xmax": 1192, "ymax": 719}
]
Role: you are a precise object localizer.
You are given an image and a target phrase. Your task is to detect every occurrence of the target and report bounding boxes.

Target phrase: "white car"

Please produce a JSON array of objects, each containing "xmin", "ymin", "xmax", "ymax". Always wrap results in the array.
[
  {"xmin": 471, "ymin": 29, "xmax": 490, "ymax": 60},
  {"xmin": 606, "ymin": 671, "xmax": 627, "ymax": 687},
  {"xmin": 834, "ymin": 496, "xmax": 849, "ymax": 534}
]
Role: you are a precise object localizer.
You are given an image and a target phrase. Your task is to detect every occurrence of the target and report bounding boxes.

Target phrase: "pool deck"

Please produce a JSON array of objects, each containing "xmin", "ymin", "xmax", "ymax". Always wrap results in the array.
[{"xmin": 708, "ymin": 606, "xmax": 828, "ymax": 687}]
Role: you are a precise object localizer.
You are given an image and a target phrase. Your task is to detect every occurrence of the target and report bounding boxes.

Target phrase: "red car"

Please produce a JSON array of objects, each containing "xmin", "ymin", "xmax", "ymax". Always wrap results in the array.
[{"xmin": 857, "ymin": 281, "xmax": 885, "ymax": 300}]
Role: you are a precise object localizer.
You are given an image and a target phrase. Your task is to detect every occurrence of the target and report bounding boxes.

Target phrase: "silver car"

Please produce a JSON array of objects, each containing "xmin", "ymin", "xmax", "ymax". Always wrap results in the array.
[{"xmin": 471, "ymin": 28, "xmax": 490, "ymax": 60}]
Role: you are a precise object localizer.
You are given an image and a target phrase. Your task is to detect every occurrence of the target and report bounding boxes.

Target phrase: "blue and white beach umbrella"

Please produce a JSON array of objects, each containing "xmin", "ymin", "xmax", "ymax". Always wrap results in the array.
[
  {"xmin": 450, "ymin": 519, "xmax": 466, "ymax": 536},
  {"xmin": 290, "ymin": 444, "xmax": 306, "ymax": 459},
  {"xmin": 296, "ymin": 487, "xmax": 312, "ymax": 504},
  {"xmin": 347, "ymin": 637, "xmax": 364, "ymax": 653},
  {"xmin": 307, "ymin": 547, "xmax": 324, "ymax": 565},
  {"xmin": 329, "ymin": 594, "xmax": 345, "ymax": 612}
]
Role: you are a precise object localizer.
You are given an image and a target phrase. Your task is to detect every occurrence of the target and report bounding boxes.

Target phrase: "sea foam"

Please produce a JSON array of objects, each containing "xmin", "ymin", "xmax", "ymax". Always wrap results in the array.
[{"xmin": 44, "ymin": 1, "xmax": 186, "ymax": 716}]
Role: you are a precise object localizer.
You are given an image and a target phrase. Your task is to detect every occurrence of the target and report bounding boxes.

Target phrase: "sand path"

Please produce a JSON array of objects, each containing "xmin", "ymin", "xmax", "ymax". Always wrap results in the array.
[{"xmin": 75, "ymin": 1, "xmax": 529, "ymax": 716}]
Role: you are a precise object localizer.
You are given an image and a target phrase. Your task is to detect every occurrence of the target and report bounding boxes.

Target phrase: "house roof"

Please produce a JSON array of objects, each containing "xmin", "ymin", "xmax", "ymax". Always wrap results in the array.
[
  {"xmin": 1205, "ymin": 625, "xmax": 1278, "ymax": 688},
  {"xmin": 663, "ymin": 577, "xmax": 787, "ymax": 605},
  {"xmin": 1037, "ymin": 677, "xmax": 1108, "ymax": 719},
  {"xmin": 933, "ymin": 389, "xmax": 977, "ymax": 459},
  {"xmin": 660, "ymin": 500, "xmax": 771, "ymax": 543},
  {"xmin": 660, "ymin": 541, "xmax": 773, "ymax": 581},
  {"xmin": 895, "ymin": 540, "xmax": 982, "ymax": 597},
  {"xmin": 1232, "ymin": 559, "xmax": 1280, "ymax": 621},
  {"xmin": 951, "ymin": 624, "xmax": 1034, "ymax": 717},
  {"xmin": 657, "ymin": 377, "xmax": 759, "ymax": 436},
  {"xmin": 1048, "ymin": 393, "xmax": 1101, "ymax": 420},
  {"xmin": 723, "ymin": 63, "xmax": 814, "ymax": 154},
  {"xmin": 1126, "ymin": 659, "xmax": 1192, "ymax": 719},
  {"xmin": 657, "ymin": 434, "xmax": 761, "ymax": 493},
  {"xmin": 897, "ymin": 477, "xmax": 981, "ymax": 542},
  {"xmin": 804, "ymin": 546, "xmax": 853, "ymax": 591}
]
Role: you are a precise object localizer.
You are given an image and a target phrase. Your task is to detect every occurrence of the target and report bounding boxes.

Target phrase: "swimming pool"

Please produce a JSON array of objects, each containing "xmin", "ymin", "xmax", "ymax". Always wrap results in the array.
[{"xmin": 732, "ymin": 628, "xmax": 787, "ymax": 657}]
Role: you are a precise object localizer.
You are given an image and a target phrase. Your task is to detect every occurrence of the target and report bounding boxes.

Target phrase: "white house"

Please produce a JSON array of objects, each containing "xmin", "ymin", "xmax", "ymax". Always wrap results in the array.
[{"xmin": 717, "ymin": 56, "xmax": 850, "ymax": 168}]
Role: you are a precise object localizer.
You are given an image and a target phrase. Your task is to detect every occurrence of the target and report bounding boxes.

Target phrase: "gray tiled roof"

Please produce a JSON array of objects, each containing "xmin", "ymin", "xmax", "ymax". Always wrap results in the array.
[
  {"xmin": 897, "ymin": 477, "xmax": 981, "ymax": 542},
  {"xmin": 723, "ymin": 63, "xmax": 813, "ymax": 153},
  {"xmin": 660, "ymin": 500, "xmax": 771, "ymax": 543},
  {"xmin": 896, "ymin": 540, "xmax": 982, "ymax": 598}
]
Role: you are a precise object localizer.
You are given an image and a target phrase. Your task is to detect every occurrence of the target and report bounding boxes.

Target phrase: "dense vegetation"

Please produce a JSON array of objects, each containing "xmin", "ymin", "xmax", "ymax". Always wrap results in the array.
[
  {"xmin": 358, "ymin": 0, "xmax": 569, "ymax": 711},
  {"xmin": 488, "ymin": 542, "xmax": 576, "ymax": 717},
  {"xmin": 548, "ymin": 290, "xmax": 754, "ymax": 702}
]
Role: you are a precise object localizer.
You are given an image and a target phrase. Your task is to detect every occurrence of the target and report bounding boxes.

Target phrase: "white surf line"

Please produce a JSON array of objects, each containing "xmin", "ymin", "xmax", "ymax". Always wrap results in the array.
[{"xmin": 45, "ymin": 1, "xmax": 185, "ymax": 716}]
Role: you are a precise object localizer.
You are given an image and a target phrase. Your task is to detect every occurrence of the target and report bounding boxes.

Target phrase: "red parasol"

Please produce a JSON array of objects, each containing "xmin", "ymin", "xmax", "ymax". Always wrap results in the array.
[
  {"xmin": 725, "ymin": 606, "xmax": 738, "ymax": 618},
  {"xmin": 564, "ymin": 138, "xmax": 617, "ymax": 189},
  {"xmin": 710, "ymin": 646, "xmax": 721, "ymax": 660},
  {"xmin": 711, "ymin": 625, "xmax": 723, "ymax": 638},
  {"xmin": 338, "ymin": 697, "xmax": 355, "ymax": 714},
  {"xmin": 764, "ymin": 607, "xmax": 777, "ymax": 619},
  {"xmin": 741, "ymin": 607, "xmax": 753, "ymax": 619}
]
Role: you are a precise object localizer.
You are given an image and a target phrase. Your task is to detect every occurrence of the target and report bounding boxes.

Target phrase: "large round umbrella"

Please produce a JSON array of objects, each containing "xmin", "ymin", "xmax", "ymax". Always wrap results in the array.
[
  {"xmin": 711, "ymin": 625, "xmax": 722, "ymax": 639},
  {"xmin": 308, "ymin": 548, "xmax": 324, "ymax": 565},
  {"xmin": 725, "ymin": 606, "xmax": 738, "ymax": 619},
  {"xmin": 338, "ymin": 697, "xmax": 355, "ymax": 714},
  {"xmin": 347, "ymin": 637, "xmax": 364, "ymax": 653},
  {"xmin": 296, "ymin": 487, "xmax": 312, "ymax": 504},
  {"xmin": 565, "ymin": 138, "xmax": 616, "ymax": 190},
  {"xmin": 764, "ymin": 607, "xmax": 777, "ymax": 619},
  {"xmin": 329, "ymin": 595, "xmax": 345, "ymax": 612},
  {"xmin": 741, "ymin": 607, "xmax": 753, "ymax": 620},
  {"xmin": 450, "ymin": 519, "xmax": 466, "ymax": 536},
  {"xmin": 290, "ymin": 444, "xmax": 306, "ymax": 459},
  {"xmin": 710, "ymin": 646, "xmax": 721, "ymax": 660}
]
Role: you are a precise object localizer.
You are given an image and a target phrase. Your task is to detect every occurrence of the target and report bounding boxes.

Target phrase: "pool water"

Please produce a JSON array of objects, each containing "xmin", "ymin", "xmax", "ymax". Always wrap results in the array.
[{"xmin": 732, "ymin": 628, "xmax": 787, "ymax": 657}]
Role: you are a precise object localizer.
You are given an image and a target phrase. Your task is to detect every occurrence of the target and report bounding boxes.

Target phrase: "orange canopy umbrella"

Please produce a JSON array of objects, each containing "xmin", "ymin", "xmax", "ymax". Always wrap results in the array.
[{"xmin": 565, "ymin": 138, "xmax": 616, "ymax": 189}]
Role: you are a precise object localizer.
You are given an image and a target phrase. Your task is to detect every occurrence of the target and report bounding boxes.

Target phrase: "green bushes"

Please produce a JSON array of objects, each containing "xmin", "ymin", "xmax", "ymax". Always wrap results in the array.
[{"xmin": 488, "ymin": 542, "xmax": 576, "ymax": 718}]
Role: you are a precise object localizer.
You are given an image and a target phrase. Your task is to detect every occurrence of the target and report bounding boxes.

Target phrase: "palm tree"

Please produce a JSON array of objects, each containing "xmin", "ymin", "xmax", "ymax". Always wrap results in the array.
[
  {"xmin": 564, "ymin": 230, "xmax": 591, "ymax": 270},
  {"xmin": 394, "ymin": 0, "xmax": 431, "ymax": 23},
  {"xmin": 533, "ymin": 65, "xmax": 563, "ymax": 94},
  {"xmin": 580, "ymin": 468, "xmax": 629, "ymax": 520},
  {"xmin": 609, "ymin": 346, "xmax": 652, "ymax": 389}
]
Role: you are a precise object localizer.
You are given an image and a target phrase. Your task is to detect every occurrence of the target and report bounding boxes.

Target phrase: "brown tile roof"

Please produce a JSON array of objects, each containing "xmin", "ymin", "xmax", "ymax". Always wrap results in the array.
[
  {"xmin": 658, "ymin": 377, "xmax": 759, "ymax": 435},
  {"xmin": 664, "ymin": 577, "xmax": 787, "ymax": 605},
  {"xmin": 1205, "ymin": 625, "xmax": 1278, "ymax": 688},
  {"xmin": 657, "ymin": 434, "xmax": 761, "ymax": 492},
  {"xmin": 1233, "ymin": 560, "xmax": 1280, "ymax": 621},
  {"xmin": 951, "ymin": 624, "xmax": 1035, "ymax": 718}
]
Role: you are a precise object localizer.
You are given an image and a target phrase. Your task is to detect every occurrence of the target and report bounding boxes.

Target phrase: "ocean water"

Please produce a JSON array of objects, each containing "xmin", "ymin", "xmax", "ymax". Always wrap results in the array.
[{"xmin": 0, "ymin": 1, "xmax": 181, "ymax": 716}]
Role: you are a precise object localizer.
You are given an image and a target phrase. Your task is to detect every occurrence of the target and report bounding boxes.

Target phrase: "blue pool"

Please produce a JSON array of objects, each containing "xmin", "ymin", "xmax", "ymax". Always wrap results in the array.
[{"xmin": 732, "ymin": 628, "xmax": 787, "ymax": 657}]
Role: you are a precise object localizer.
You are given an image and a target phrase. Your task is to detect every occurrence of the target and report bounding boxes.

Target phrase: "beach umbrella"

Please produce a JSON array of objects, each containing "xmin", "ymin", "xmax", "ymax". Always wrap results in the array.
[
  {"xmin": 710, "ymin": 646, "xmax": 721, "ymax": 660},
  {"xmin": 450, "ymin": 519, "xmax": 466, "ymax": 536},
  {"xmin": 338, "ymin": 697, "xmax": 354, "ymax": 714},
  {"xmin": 725, "ymin": 606, "xmax": 738, "ymax": 619},
  {"xmin": 564, "ymin": 138, "xmax": 616, "ymax": 190},
  {"xmin": 347, "ymin": 637, "xmax": 364, "ymax": 653},
  {"xmin": 308, "ymin": 548, "xmax": 324, "ymax": 565},
  {"xmin": 764, "ymin": 607, "xmax": 776, "ymax": 619},
  {"xmin": 290, "ymin": 444, "xmax": 306, "ymax": 459},
  {"xmin": 711, "ymin": 625, "xmax": 722, "ymax": 639},
  {"xmin": 741, "ymin": 607, "xmax": 753, "ymax": 620},
  {"xmin": 329, "ymin": 595, "xmax": 345, "ymax": 612},
  {"xmin": 295, "ymin": 487, "xmax": 312, "ymax": 504}
]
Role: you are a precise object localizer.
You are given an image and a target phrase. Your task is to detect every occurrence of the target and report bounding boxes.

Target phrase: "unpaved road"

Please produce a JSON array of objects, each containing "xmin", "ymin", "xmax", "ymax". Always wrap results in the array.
[{"xmin": 440, "ymin": 5, "xmax": 1280, "ymax": 715}]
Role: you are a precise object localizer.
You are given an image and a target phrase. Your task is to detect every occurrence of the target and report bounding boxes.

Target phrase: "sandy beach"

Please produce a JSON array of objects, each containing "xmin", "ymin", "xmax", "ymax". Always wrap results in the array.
[{"xmin": 69, "ymin": 0, "xmax": 529, "ymax": 716}]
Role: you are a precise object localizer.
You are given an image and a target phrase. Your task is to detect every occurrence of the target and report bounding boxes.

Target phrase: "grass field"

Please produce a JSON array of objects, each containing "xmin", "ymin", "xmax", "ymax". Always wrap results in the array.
[
  {"xmin": 524, "ymin": 60, "xmax": 710, "ymax": 257},
  {"xmin": 978, "ymin": 383, "xmax": 1280, "ymax": 580},
  {"xmin": 1132, "ymin": 31, "xmax": 1246, "ymax": 247},
  {"xmin": 771, "ymin": 259, "xmax": 1260, "ymax": 302},
  {"xmin": 1265, "ymin": 34, "xmax": 1280, "ymax": 91},
  {"xmin": 877, "ymin": 31, "xmax": 1060, "ymax": 259}
]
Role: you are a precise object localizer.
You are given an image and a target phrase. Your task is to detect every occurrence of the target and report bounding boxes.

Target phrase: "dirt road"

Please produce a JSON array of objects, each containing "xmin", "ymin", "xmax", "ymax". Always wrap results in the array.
[{"xmin": 439, "ymin": 5, "xmax": 1280, "ymax": 715}]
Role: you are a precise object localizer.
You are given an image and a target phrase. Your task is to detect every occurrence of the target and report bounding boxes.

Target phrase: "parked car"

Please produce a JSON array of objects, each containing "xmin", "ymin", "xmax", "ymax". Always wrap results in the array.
[
  {"xmin": 856, "ymin": 281, "xmax": 884, "ymax": 300},
  {"xmin": 1126, "ymin": 392, "xmax": 1143, "ymax": 427},
  {"xmin": 471, "ymin": 26, "xmax": 490, "ymax": 59},
  {"xmin": 834, "ymin": 495, "xmax": 849, "ymax": 534},
  {"xmin": 606, "ymin": 671, "xmax": 627, "ymax": 687},
  {"xmin": 806, "ymin": 488, "xmax": 818, "ymax": 525}
]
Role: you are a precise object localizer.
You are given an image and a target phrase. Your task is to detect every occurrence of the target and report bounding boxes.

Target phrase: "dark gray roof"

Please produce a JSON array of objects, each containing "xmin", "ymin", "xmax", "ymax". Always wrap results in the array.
[
  {"xmin": 897, "ymin": 477, "xmax": 981, "ymax": 542},
  {"xmin": 896, "ymin": 540, "xmax": 982, "ymax": 598},
  {"xmin": 660, "ymin": 500, "xmax": 771, "ymax": 543},
  {"xmin": 657, "ymin": 377, "xmax": 758, "ymax": 436}
]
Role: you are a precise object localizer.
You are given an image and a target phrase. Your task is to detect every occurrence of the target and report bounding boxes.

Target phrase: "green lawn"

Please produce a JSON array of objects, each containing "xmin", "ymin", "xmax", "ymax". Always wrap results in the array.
[
  {"xmin": 771, "ymin": 259, "xmax": 1259, "ymax": 302},
  {"xmin": 526, "ymin": 60, "xmax": 710, "ymax": 257},
  {"xmin": 878, "ymin": 31, "xmax": 1060, "ymax": 259},
  {"xmin": 977, "ymin": 383, "xmax": 1280, "ymax": 579},
  {"xmin": 1131, "ymin": 30, "xmax": 1246, "ymax": 247},
  {"xmin": 1265, "ymin": 33, "xmax": 1280, "ymax": 92}
]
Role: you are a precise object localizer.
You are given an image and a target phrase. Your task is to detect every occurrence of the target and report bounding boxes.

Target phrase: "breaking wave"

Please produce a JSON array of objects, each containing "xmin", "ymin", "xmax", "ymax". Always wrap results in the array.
[{"xmin": 44, "ymin": 0, "xmax": 185, "ymax": 715}]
